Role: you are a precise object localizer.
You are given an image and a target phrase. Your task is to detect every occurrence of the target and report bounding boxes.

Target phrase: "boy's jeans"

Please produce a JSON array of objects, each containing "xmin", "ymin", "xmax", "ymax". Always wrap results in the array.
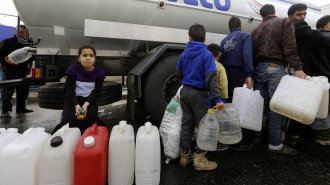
[{"xmin": 254, "ymin": 62, "xmax": 287, "ymax": 146}]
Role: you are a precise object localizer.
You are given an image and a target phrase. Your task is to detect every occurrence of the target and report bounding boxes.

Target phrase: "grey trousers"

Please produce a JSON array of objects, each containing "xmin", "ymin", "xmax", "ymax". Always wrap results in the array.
[{"xmin": 180, "ymin": 85, "xmax": 209, "ymax": 151}]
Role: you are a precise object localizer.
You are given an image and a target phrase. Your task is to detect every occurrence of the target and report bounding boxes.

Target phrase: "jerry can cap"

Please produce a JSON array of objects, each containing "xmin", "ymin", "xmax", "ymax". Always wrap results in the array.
[
  {"xmin": 51, "ymin": 136, "xmax": 63, "ymax": 147},
  {"xmin": 84, "ymin": 136, "xmax": 95, "ymax": 148}
]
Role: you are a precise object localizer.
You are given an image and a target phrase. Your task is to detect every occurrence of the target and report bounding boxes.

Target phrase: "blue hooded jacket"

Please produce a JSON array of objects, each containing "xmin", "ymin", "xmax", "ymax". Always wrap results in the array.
[
  {"xmin": 176, "ymin": 41, "xmax": 222, "ymax": 103},
  {"xmin": 220, "ymin": 28, "xmax": 254, "ymax": 78}
]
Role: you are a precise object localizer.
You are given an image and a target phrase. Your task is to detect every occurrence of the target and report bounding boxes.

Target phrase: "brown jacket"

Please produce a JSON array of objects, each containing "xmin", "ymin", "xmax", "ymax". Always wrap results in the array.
[{"xmin": 251, "ymin": 16, "xmax": 302, "ymax": 70}]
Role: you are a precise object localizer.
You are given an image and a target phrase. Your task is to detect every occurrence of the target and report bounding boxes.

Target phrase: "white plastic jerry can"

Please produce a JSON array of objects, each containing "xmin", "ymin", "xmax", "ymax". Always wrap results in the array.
[
  {"xmin": 0, "ymin": 127, "xmax": 50, "ymax": 185},
  {"xmin": 108, "ymin": 120, "xmax": 135, "ymax": 185},
  {"xmin": 196, "ymin": 108, "xmax": 219, "ymax": 151},
  {"xmin": 310, "ymin": 76, "xmax": 330, "ymax": 119},
  {"xmin": 0, "ymin": 128, "xmax": 21, "ymax": 154},
  {"xmin": 0, "ymin": 128, "xmax": 6, "ymax": 134},
  {"xmin": 135, "ymin": 122, "xmax": 161, "ymax": 185},
  {"xmin": 39, "ymin": 124, "xmax": 81, "ymax": 185},
  {"xmin": 232, "ymin": 85, "xmax": 264, "ymax": 131},
  {"xmin": 270, "ymin": 75, "xmax": 323, "ymax": 125}
]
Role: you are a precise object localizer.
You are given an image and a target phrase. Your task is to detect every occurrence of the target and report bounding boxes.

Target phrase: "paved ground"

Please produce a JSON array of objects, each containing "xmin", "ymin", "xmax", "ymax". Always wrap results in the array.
[{"xmin": 1, "ymin": 93, "xmax": 330, "ymax": 185}]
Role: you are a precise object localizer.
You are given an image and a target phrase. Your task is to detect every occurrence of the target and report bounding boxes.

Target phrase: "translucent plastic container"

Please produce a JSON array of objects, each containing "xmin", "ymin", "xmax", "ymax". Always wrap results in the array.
[
  {"xmin": 74, "ymin": 123, "xmax": 108, "ymax": 185},
  {"xmin": 196, "ymin": 108, "xmax": 219, "ymax": 151},
  {"xmin": 108, "ymin": 121, "xmax": 135, "ymax": 185},
  {"xmin": 39, "ymin": 124, "xmax": 81, "ymax": 185},
  {"xmin": 215, "ymin": 106, "xmax": 242, "ymax": 145},
  {"xmin": 0, "ymin": 128, "xmax": 21, "ymax": 154},
  {"xmin": 232, "ymin": 86, "xmax": 264, "ymax": 131},
  {"xmin": 8, "ymin": 47, "xmax": 34, "ymax": 64},
  {"xmin": 270, "ymin": 75, "xmax": 323, "ymax": 125},
  {"xmin": 0, "ymin": 127, "xmax": 50, "ymax": 185},
  {"xmin": 135, "ymin": 122, "xmax": 161, "ymax": 185},
  {"xmin": 159, "ymin": 86, "xmax": 183, "ymax": 164},
  {"xmin": 310, "ymin": 76, "xmax": 330, "ymax": 119}
]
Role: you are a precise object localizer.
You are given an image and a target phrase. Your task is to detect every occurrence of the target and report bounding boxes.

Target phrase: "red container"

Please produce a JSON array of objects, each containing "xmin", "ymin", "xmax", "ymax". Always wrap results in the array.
[{"xmin": 74, "ymin": 123, "xmax": 109, "ymax": 185}]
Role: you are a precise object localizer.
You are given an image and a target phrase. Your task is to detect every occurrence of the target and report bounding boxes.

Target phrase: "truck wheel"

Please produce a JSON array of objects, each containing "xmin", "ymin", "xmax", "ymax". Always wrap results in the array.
[
  {"xmin": 38, "ymin": 81, "xmax": 122, "ymax": 110},
  {"xmin": 143, "ymin": 55, "xmax": 182, "ymax": 124}
]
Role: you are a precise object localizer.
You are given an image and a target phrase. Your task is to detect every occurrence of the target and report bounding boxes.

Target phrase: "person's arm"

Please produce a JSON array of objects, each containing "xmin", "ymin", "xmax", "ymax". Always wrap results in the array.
[
  {"xmin": 0, "ymin": 40, "xmax": 12, "ymax": 65},
  {"xmin": 204, "ymin": 53, "xmax": 225, "ymax": 111},
  {"xmin": 282, "ymin": 19, "xmax": 306, "ymax": 78},
  {"xmin": 65, "ymin": 75, "xmax": 79, "ymax": 106},
  {"xmin": 295, "ymin": 20, "xmax": 330, "ymax": 45},
  {"xmin": 176, "ymin": 54, "xmax": 184, "ymax": 81},
  {"xmin": 218, "ymin": 64, "xmax": 228, "ymax": 99},
  {"xmin": 242, "ymin": 34, "xmax": 254, "ymax": 88},
  {"xmin": 86, "ymin": 79, "xmax": 104, "ymax": 104}
]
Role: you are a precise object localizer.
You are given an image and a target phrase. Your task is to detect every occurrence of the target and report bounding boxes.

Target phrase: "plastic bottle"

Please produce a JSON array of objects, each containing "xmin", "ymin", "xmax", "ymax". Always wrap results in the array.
[
  {"xmin": 108, "ymin": 120, "xmax": 135, "ymax": 185},
  {"xmin": 77, "ymin": 108, "xmax": 84, "ymax": 119},
  {"xmin": 7, "ymin": 47, "xmax": 36, "ymax": 64},
  {"xmin": 196, "ymin": 108, "xmax": 219, "ymax": 151},
  {"xmin": 215, "ymin": 106, "xmax": 242, "ymax": 144},
  {"xmin": 39, "ymin": 123, "xmax": 81, "ymax": 185},
  {"xmin": 135, "ymin": 122, "xmax": 161, "ymax": 185}
]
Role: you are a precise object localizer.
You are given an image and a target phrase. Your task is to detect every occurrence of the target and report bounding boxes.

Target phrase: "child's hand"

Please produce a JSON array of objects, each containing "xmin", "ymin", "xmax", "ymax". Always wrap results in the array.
[
  {"xmin": 81, "ymin": 102, "xmax": 90, "ymax": 119},
  {"xmin": 216, "ymin": 102, "xmax": 225, "ymax": 112},
  {"xmin": 75, "ymin": 105, "xmax": 84, "ymax": 120}
]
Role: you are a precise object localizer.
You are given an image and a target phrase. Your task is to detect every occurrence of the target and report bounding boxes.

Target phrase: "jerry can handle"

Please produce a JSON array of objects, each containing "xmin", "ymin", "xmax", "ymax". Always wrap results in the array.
[
  {"xmin": 119, "ymin": 120, "xmax": 127, "ymax": 134},
  {"xmin": 60, "ymin": 123, "xmax": 70, "ymax": 135},
  {"xmin": 145, "ymin": 122, "xmax": 152, "ymax": 134},
  {"xmin": 19, "ymin": 128, "xmax": 34, "ymax": 142},
  {"xmin": 91, "ymin": 122, "xmax": 98, "ymax": 134}
]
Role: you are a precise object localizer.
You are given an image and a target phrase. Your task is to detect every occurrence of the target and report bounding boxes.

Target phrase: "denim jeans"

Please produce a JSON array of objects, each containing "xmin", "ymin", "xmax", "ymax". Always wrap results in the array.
[
  {"xmin": 254, "ymin": 63, "xmax": 287, "ymax": 146},
  {"xmin": 1, "ymin": 69, "xmax": 29, "ymax": 113},
  {"xmin": 310, "ymin": 115, "xmax": 330, "ymax": 130}
]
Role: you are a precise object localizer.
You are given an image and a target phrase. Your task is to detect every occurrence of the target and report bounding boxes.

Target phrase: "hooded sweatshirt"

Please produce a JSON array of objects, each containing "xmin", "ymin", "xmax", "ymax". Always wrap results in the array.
[{"xmin": 176, "ymin": 41, "xmax": 222, "ymax": 103}]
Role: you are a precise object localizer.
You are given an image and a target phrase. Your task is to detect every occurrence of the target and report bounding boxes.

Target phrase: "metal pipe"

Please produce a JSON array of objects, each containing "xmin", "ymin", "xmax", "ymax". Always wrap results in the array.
[{"xmin": 16, "ymin": 15, "xmax": 42, "ymax": 46}]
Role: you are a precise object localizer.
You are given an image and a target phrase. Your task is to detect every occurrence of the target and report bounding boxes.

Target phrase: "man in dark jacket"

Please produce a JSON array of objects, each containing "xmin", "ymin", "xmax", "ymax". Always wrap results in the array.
[
  {"xmin": 286, "ymin": 4, "xmax": 330, "ymax": 145},
  {"xmin": 304, "ymin": 15, "xmax": 330, "ymax": 145},
  {"xmin": 220, "ymin": 16, "xmax": 255, "ymax": 150},
  {"xmin": 252, "ymin": 4, "xmax": 306, "ymax": 155},
  {"xmin": 288, "ymin": 3, "xmax": 330, "ymax": 77},
  {"xmin": 220, "ymin": 16, "xmax": 254, "ymax": 102},
  {"xmin": 0, "ymin": 25, "xmax": 34, "ymax": 118},
  {"xmin": 310, "ymin": 15, "xmax": 330, "ymax": 79}
]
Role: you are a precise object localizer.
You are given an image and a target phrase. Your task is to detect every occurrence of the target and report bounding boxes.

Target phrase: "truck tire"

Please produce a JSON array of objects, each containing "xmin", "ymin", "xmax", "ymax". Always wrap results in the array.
[
  {"xmin": 38, "ymin": 81, "xmax": 122, "ymax": 110},
  {"xmin": 143, "ymin": 55, "xmax": 182, "ymax": 124}
]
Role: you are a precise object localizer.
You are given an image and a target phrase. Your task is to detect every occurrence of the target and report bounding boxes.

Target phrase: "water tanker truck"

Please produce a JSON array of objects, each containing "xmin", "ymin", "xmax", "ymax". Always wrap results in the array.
[{"xmin": 2, "ymin": 0, "xmax": 327, "ymax": 123}]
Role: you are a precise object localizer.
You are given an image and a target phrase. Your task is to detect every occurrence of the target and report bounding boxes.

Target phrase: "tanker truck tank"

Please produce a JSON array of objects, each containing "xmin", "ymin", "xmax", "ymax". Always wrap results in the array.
[
  {"xmin": 10, "ymin": 0, "xmax": 324, "ymax": 123},
  {"xmin": 12, "ymin": 0, "xmax": 322, "ymax": 56}
]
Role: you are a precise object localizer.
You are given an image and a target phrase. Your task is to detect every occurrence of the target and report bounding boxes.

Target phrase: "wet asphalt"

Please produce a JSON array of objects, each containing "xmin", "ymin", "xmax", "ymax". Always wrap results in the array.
[{"xmin": 1, "ymin": 94, "xmax": 330, "ymax": 185}]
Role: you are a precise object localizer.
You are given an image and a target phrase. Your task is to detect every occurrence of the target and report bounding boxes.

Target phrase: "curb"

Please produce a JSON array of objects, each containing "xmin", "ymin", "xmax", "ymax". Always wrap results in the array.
[{"xmin": 10, "ymin": 90, "xmax": 128, "ymax": 103}]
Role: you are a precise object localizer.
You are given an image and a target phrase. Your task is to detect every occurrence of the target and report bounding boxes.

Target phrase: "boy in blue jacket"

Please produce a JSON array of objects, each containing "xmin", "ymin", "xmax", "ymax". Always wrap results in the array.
[{"xmin": 176, "ymin": 24, "xmax": 225, "ymax": 171}]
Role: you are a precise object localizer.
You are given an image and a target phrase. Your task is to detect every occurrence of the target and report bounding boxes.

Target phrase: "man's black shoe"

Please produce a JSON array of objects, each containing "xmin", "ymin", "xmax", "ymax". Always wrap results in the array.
[{"xmin": 16, "ymin": 109, "xmax": 34, "ymax": 113}]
